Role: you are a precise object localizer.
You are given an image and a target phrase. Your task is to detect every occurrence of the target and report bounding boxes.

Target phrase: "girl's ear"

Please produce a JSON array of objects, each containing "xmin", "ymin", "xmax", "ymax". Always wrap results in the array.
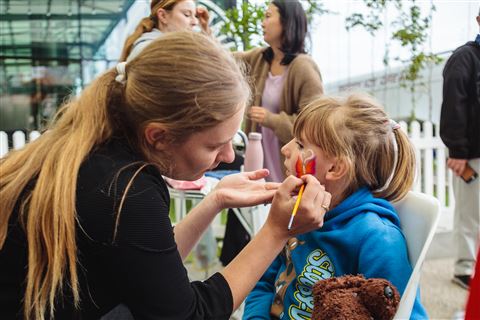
[
  {"xmin": 156, "ymin": 8, "xmax": 169, "ymax": 25},
  {"xmin": 325, "ymin": 158, "xmax": 349, "ymax": 181},
  {"xmin": 144, "ymin": 123, "xmax": 170, "ymax": 151}
]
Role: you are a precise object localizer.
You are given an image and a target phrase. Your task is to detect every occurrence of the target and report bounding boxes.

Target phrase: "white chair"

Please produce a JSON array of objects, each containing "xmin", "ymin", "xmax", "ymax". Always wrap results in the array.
[{"xmin": 392, "ymin": 191, "xmax": 441, "ymax": 319}]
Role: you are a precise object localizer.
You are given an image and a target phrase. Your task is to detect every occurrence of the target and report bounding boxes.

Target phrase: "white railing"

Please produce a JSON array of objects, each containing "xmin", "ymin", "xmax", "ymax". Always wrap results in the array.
[
  {"xmin": 398, "ymin": 121, "xmax": 453, "ymax": 232},
  {"xmin": 0, "ymin": 124, "xmax": 455, "ymax": 232},
  {"xmin": 0, "ymin": 130, "xmax": 41, "ymax": 157}
]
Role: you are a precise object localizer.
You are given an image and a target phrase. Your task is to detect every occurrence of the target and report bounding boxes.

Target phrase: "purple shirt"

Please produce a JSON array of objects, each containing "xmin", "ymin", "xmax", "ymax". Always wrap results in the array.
[{"xmin": 261, "ymin": 71, "xmax": 287, "ymax": 182}]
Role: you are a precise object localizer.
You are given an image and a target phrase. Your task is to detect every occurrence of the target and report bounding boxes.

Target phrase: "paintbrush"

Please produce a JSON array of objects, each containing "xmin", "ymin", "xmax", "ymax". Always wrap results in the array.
[{"xmin": 287, "ymin": 151, "xmax": 315, "ymax": 230}]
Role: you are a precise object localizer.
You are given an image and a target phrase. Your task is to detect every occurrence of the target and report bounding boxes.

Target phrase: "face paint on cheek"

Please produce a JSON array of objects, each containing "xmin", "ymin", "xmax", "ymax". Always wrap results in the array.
[
  {"xmin": 304, "ymin": 156, "xmax": 316, "ymax": 175},
  {"xmin": 295, "ymin": 149, "xmax": 316, "ymax": 177},
  {"xmin": 302, "ymin": 149, "xmax": 316, "ymax": 175},
  {"xmin": 295, "ymin": 156, "xmax": 304, "ymax": 177}
]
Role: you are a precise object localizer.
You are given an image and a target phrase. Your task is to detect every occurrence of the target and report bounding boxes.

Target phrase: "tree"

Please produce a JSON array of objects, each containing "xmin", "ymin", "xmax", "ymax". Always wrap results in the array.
[
  {"xmin": 220, "ymin": 0, "xmax": 329, "ymax": 51},
  {"xmin": 346, "ymin": 0, "xmax": 443, "ymax": 120}
]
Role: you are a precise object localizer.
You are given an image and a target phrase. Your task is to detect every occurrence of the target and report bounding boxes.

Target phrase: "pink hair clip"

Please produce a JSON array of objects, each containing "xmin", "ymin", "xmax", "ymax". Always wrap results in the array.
[{"xmin": 389, "ymin": 119, "xmax": 400, "ymax": 130}]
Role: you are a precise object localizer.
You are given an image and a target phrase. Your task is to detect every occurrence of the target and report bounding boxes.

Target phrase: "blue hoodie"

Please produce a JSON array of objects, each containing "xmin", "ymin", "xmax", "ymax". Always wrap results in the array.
[{"xmin": 243, "ymin": 187, "xmax": 427, "ymax": 319}]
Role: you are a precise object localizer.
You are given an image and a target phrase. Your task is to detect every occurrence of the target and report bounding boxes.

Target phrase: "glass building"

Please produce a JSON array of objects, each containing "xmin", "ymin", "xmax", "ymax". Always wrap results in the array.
[{"xmin": 0, "ymin": 0, "xmax": 234, "ymax": 134}]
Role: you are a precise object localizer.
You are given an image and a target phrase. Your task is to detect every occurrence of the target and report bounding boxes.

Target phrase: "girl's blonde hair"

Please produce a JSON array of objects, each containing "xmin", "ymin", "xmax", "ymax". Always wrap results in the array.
[
  {"xmin": 0, "ymin": 31, "xmax": 250, "ymax": 320},
  {"xmin": 293, "ymin": 93, "xmax": 415, "ymax": 202},
  {"xmin": 119, "ymin": 0, "xmax": 180, "ymax": 61}
]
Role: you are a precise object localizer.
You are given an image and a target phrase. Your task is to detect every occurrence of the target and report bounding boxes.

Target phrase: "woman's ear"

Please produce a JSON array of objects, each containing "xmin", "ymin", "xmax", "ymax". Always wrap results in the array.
[
  {"xmin": 144, "ymin": 123, "xmax": 170, "ymax": 151},
  {"xmin": 325, "ymin": 158, "xmax": 349, "ymax": 181},
  {"xmin": 156, "ymin": 8, "xmax": 169, "ymax": 25}
]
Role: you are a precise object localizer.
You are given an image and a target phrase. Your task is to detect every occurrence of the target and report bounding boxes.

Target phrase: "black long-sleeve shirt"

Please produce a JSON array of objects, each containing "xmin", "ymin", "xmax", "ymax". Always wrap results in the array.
[
  {"xmin": 440, "ymin": 38, "xmax": 480, "ymax": 159},
  {"xmin": 0, "ymin": 139, "xmax": 233, "ymax": 319}
]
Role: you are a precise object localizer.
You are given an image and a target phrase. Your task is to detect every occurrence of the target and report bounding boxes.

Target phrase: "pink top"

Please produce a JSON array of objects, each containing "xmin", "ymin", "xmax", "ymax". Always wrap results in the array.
[{"xmin": 260, "ymin": 71, "xmax": 287, "ymax": 182}]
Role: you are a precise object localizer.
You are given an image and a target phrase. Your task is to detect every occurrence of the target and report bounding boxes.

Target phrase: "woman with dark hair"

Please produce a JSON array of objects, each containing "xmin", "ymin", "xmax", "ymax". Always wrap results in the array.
[
  {"xmin": 236, "ymin": 0, "xmax": 324, "ymax": 183},
  {"xmin": 219, "ymin": 0, "xmax": 324, "ymax": 268}
]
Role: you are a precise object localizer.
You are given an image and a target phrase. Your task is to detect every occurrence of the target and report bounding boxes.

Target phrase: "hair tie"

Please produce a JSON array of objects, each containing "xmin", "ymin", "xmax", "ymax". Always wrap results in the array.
[
  {"xmin": 115, "ymin": 62, "xmax": 127, "ymax": 84},
  {"xmin": 390, "ymin": 119, "xmax": 400, "ymax": 130},
  {"xmin": 377, "ymin": 119, "xmax": 400, "ymax": 193}
]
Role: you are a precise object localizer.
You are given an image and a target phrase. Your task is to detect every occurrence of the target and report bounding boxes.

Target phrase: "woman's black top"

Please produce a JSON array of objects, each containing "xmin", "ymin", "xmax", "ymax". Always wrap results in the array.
[{"xmin": 0, "ymin": 139, "xmax": 233, "ymax": 319}]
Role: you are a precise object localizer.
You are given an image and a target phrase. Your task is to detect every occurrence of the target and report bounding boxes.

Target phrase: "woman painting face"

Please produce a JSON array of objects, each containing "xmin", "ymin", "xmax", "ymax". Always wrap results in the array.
[
  {"xmin": 262, "ymin": 3, "xmax": 283, "ymax": 48},
  {"xmin": 166, "ymin": 107, "xmax": 245, "ymax": 181},
  {"xmin": 156, "ymin": 0, "xmax": 199, "ymax": 32}
]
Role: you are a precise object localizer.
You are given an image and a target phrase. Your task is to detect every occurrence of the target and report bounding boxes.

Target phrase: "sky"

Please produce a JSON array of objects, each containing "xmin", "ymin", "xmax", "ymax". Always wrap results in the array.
[
  {"xmin": 311, "ymin": 0, "xmax": 479, "ymax": 84},
  {"xmin": 102, "ymin": 0, "xmax": 479, "ymax": 87}
]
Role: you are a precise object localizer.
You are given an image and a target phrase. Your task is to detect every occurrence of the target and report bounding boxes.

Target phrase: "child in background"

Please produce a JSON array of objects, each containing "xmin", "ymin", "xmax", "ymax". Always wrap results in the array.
[{"xmin": 243, "ymin": 93, "xmax": 428, "ymax": 319}]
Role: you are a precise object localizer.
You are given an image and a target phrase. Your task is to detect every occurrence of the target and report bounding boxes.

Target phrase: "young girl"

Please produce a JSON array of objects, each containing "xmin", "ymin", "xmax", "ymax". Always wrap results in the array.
[{"xmin": 243, "ymin": 94, "xmax": 428, "ymax": 319}]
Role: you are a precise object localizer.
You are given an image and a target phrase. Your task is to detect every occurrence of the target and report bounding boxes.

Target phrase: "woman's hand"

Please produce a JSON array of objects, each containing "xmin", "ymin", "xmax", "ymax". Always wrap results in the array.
[
  {"xmin": 264, "ymin": 175, "xmax": 331, "ymax": 241},
  {"xmin": 196, "ymin": 6, "xmax": 211, "ymax": 34},
  {"xmin": 248, "ymin": 106, "xmax": 270, "ymax": 124},
  {"xmin": 212, "ymin": 169, "xmax": 280, "ymax": 211}
]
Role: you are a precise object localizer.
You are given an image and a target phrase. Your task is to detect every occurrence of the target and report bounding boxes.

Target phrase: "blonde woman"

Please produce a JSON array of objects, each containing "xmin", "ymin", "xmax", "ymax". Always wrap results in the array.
[
  {"xmin": 0, "ymin": 32, "xmax": 330, "ymax": 320},
  {"xmin": 120, "ymin": 0, "xmax": 211, "ymax": 62}
]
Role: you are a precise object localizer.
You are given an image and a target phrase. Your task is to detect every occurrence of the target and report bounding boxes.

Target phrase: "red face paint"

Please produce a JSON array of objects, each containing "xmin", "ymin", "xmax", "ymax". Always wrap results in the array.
[
  {"xmin": 295, "ymin": 157, "xmax": 304, "ymax": 177},
  {"xmin": 304, "ymin": 158, "xmax": 316, "ymax": 175},
  {"xmin": 295, "ymin": 150, "xmax": 316, "ymax": 177}
]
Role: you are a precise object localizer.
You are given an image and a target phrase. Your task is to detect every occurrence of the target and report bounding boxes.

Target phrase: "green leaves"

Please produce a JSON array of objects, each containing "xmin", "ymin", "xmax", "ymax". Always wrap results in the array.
[
  {"xmin": 219, "ymin": 0, "xmax": 328, "ymax": 51},
  {"xmin": 221, "ymin": 2, "xmax": 266, "ymax": 51},
  {"xmin": 345, "ymin": 0, "xmax": 443, "ymax": 117}
]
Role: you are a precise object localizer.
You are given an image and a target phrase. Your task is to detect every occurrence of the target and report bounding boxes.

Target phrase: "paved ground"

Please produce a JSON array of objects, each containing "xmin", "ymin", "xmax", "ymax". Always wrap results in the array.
[
  {"xmin": 420, "ymin": 231, "xmax": 469, "ymax": 320},
  {"xmin": 185, "ymin": 230, "xmax": 470, "ymax": 320},
  {"xmin": 421, "ymin": 258, "xmax": 468, "ymax": 319}
]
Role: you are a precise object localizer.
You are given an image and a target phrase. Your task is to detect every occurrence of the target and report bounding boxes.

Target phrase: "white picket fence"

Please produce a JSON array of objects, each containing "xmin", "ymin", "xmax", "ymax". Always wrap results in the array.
[
  {"xmin": 398, "ymin": 121, "xmax": 454, "ymax": 232},
  {"xmin": 0, "ymin": 122, "xmax": 455, "ymax": 232},
  {"xmin": 0, "ymin": 130, "xmax": 41, "ymax": 157}
]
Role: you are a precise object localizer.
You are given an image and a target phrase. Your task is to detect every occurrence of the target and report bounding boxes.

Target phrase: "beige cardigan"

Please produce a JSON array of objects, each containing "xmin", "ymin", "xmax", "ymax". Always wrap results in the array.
[
  {"xmin": 235, "ymin": 47, "xmax": 324, "ymax": 144},
  {"xmin": 235, "ymin": 48, "xmax": 323, "ymax": 178}
]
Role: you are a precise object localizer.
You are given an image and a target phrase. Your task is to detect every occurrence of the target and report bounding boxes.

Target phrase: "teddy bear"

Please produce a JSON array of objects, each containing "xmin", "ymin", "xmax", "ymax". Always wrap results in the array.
[{"xmin": 312, "ymin": 274, "xmax": 400, "ymax": 320}]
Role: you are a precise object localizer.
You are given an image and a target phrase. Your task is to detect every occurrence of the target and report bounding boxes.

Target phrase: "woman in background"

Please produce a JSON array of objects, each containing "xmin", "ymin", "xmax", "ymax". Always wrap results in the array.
[
  {"xmin": 236, "ymin": 0, "xmax": 324, "ymax": 183},
  {"xmin": 220, "ymin": 0, "xmax": 324, "ymax": 267},
  {"xmin": 120, "ymin": 0, "xmax": 210, "ymax": 61}
]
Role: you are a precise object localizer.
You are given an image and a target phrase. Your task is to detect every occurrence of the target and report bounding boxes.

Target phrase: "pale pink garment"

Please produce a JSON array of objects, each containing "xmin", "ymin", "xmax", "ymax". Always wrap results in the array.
[
  {"xmin": 163, "ymin": 176, "xmax": 207, "ymax": 190},
  {"xmin": 260, "ymin": 71, "xmax": 287, "ymax": 182}
]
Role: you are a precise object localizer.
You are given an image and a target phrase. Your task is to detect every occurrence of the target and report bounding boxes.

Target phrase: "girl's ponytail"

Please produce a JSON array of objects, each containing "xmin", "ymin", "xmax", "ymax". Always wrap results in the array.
[
  {"xmin": 377, "ymin": 128, "xmax": 416, "ymax": 202},
  {"xmin": 119, "ymin": 17, "xmax": 155, "ymax": 62}
]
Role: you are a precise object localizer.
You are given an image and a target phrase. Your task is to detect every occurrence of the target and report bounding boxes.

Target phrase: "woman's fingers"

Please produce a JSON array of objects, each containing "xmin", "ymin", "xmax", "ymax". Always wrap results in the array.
[
  {"xmin": 292, "ymin": 176, "xmax": 329, "ymax": 231},
  {"xmin": 248, "ymin": 106, "xmax": 267, "ymax": 123},
  {"xmin": 269, "ymin": 175, "xmax": 331, "ymax": 237},
  {"xmin": 196, "ymin": 7, "xmax": 209, "ymax": 22},
  {"xmin": 275, "ymin": 175, "xmax": 304, "ymax": 203},
  {"xmin": 264, "ymin": 182, "xmax": 281, "ymax": 191},
  {"xmin": 244, "ymin": 169, "xmax": 270, "ymax": 181},
  {"xmin": 213, "ymin": 171, "xmax": 282, "ymax": 209}
]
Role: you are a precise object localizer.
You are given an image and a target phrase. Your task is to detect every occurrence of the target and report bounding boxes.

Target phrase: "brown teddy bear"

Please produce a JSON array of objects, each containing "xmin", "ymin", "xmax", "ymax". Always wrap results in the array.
[{"xmin": 312, "ymin": 274, "xmax": 400, "ymax": 320}]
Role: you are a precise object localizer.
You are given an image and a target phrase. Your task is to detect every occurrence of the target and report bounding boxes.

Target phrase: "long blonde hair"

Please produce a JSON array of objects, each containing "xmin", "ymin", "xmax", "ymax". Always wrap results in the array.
[
  {"xmin": 119, "ymin": 0, "xmax": 180, "ymax": 61},
  {"xmin": 0, "ymin": 31, "xmax": 250, "ymax": 320},
  {"xmin": 294, "ymin": 93, "xmax": 415, "ymax": 202}
]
